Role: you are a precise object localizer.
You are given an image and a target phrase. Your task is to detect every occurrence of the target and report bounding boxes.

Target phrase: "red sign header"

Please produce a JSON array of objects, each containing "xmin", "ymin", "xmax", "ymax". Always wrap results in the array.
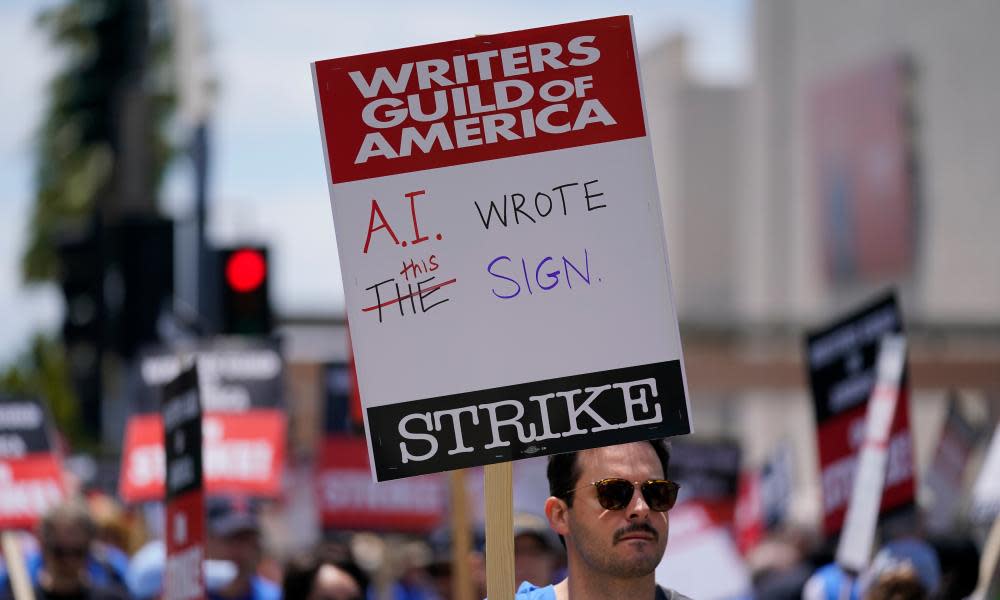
[{"xmin": 313, "ymin": 16, "xmax": 646, "ymax": 183}]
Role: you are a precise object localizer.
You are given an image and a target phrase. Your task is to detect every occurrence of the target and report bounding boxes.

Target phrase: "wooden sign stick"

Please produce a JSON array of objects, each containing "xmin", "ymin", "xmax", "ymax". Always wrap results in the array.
[
  {"xmin": 1, "ymin": 532, "xmax": 35, "ymax": 600},
  {"xmin": 450, "ymin": 469, "xmax": 474, "ymax": 600},
  {"xmin": 485, "ymin": 462, "xmax": 515, "ymax": 600}
]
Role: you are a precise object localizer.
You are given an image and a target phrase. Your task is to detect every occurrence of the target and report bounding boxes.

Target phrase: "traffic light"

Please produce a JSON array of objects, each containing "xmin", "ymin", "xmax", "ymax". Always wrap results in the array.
[
  {"xmin": 218, "ymin": 246, "xmax": 272, "ymax": 335},
  {"xmin": 108, "ymin": 217, "xmax": 174, "ymax": 357},
  {"xmin": 56, "ymin": 226, "xmax": 105, "ymax": 438}
]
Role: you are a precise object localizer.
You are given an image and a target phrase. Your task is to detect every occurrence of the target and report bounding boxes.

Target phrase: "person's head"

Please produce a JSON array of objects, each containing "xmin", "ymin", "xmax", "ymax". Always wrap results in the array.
[
  {"xmin": 544, "ymin": 440, "xmax": 676, "ymax": 582},
  {"xmin": 863, "ymin": 565, "xmax": 927, "ymax": 600},
  {"xmin": 283, "ymin": 554, "xmax": 366, "ymax": 600},
  {"xmin": 38, "ymin": 499, "xmax": 97, "ymax": 589},
  {"xmin": 861, "ymin": 539, "xmax": 942, "ymax": 600},
  {"xmin": 206, "ymin": 496, "xmax": 263, "ymax": 580},
  {"xmin": 513, "ymin": 512, "xmax": 563, "ymax": 586}
]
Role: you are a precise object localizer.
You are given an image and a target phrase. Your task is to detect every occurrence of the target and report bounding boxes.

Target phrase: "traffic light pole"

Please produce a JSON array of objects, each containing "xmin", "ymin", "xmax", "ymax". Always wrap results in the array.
[{"xmin": 193, "ymin": 122, "xmax": 217, "ymax": 333}]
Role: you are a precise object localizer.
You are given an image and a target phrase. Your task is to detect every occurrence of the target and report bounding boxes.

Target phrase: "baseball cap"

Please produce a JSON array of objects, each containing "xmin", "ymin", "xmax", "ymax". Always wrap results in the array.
[{"xmin": 206, "ymin": 496, "xmax": 260, "ymax": 538}]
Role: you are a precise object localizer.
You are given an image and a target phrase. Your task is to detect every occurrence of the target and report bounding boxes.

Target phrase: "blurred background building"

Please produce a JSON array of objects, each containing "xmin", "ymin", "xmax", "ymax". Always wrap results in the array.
[{"xmin": 639, "ymin": 0, "xmax": 1000, "ymax": 527}]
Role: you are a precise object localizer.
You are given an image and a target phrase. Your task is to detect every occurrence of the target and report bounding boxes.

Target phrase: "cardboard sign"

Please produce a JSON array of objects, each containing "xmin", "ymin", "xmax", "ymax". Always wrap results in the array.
[
  {"xmin": 120, "ymin": 340, "xmax": 286, "ymax": 502},
  {"xmin": 120, "ymin": 411, "xmax": 286, "ymax": 502},
  {"xmin": 656, "ymin": 502, "xmax": 751, "ymax": 600},
  {"xmin": 924, "ymin": 393, "xmax": 981, "ymax": 533},
  {"xmin": 0, "ymin": 395, "xmax": 66, "ymax": 529},
  {"xmin": 317, "ymin": 436, "xmax": 445, "ymax": 532},
  {"xmin": 137, "ymin": 339, "xmax": 283, "ymax": 413},
  {"xmin": 162, "ymin": 366, "xmax": 206, "ymax": 600},
  {"xmin": 972, "ymin": 422, "xmax": 1000, "ymax": 526},
  {"xmin": 313, "ymin": 15, "xmax": 690, "ymax": 481},
  {"xmin": 805, "ymin": 292, "xmax": 915, "ymax": 537}
]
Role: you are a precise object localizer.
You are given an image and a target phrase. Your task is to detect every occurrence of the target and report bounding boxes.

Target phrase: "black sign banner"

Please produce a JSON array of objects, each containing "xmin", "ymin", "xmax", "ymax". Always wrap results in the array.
[
  {"xmin": 368, "ymin": 359, "xmax": 688, "ymax": 481},
  {"xmin": 0, "ymin": 395, "xmax": 54, "ymax": 458},
  {"xmin": 163, "ymin": 366, "xmax": 204, "ymax": 499}
]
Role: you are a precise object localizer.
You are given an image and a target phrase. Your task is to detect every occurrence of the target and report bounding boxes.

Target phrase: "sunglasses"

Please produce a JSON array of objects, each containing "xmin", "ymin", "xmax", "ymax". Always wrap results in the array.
[{"xmin": 567, "ymin": 478, "xmax": 680, "ymax": 512}]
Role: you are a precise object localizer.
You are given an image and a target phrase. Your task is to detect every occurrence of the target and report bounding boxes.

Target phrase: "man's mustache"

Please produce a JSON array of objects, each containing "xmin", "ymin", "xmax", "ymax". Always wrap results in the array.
[{"xmin": 613, "ymin": 522, "xmax": 659, "ymax": 544}]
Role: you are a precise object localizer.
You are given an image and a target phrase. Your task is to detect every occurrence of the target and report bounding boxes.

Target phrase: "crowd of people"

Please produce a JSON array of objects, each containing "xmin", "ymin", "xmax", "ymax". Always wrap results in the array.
[{"xmin": 0, "ymin": 440, "xmax": 986, "ymax": 599}]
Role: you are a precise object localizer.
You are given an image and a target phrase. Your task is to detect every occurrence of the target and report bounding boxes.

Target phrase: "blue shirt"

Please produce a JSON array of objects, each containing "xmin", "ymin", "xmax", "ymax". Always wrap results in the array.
[{"xmin": 514, "ymin": 582, "xmax": 555, "ymax": 600}]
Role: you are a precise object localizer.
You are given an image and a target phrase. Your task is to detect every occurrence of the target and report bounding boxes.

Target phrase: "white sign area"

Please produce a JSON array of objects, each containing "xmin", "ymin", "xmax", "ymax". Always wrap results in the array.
[{"xmin": 313, "ymin": 17, "xmax": 690, "ymax": 480}]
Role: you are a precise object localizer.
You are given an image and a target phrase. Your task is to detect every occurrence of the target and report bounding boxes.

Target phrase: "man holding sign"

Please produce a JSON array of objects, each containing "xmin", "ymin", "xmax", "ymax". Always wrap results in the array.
[
  {"xmin": 313, "ymin": 15, "xmax": 691, "ymax": 597},
  {"xmin": 513, "ymin": 440, "xmax": 690, "ymax": 600}
]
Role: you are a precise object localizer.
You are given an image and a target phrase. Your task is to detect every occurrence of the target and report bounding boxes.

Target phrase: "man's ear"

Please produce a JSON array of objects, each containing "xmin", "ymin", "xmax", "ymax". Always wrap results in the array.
[{"xmin": 545, "ymin": 496, "xmax": 570, "ymax": 539}]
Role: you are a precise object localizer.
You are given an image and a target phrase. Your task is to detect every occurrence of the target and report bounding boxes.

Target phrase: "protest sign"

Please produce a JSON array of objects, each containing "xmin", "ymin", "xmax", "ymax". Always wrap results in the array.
[
  {"xmin": 119, "ymin": 339, "xmax": 286, "ymax": 502},
  {"xmin": 805, "ymin": 292, "xmax": 915, "ymax": 537},
  {"xmin": 0, "ymin": 394, "xmax": 65, "ymax": 529},
  {"xmin": 317, "ymin": 435, "xmax": 445, "ymax": 532},
  {"xmin": 162, "ymin": 365, "xmax": 206, "ymax": 600},
  {"xmin": 313, "ymin": 15, "xmax": 690, "ymax": 481},
  {"xmin": 924, "ymin": 392, "xmax": 981, "ymax": 534},
  {"xmin": 971, "ymin": 421, "xmax": 1000, "ymax": 527},
  {"xmin": 136, "ymin": 339, "xmax": 283, "ymax": 413},
  {"xmin": 121, "ymin": 411, "xmax": 285, "ymax": 502},
  {"xmin": 656, "ymin": 502, "xmax": 752, "ymax": 600}
]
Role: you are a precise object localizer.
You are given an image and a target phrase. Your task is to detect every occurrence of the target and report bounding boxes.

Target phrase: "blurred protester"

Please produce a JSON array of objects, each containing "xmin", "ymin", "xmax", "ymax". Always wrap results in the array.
[
  {"xmin": 125, "ymin": 539, "xmax": 241, "ymax": 599},
  {"xmin": 858, "ymin": 539, "xmax": 941, "ymax": 600},
  {"xmin": 748, "ymin": 528, "xmax": 816, "ymax": 600},
  {"xmin": 928, "ymin": 534, "xmax": 979, "ymax": 600},
  {"xmin": 426, "ymin": 528, "xmax": 486, "ymax": 600},
  {"xmin": 86, "ymin": 494, "xmax": 136, "ymax": 555},
  {"xmin": 205, "ymin": 496, "xmax": 281, "ymax": 600},
  {"xmin": 512, "ymin": 512, "xmax": 563, "ymax": 588},
  {"xmin": 282, "ymin": 551, "xmax": 368, "ymax": 600},
  {"xmin": 1, "ymin": 499, "xmax": 130, "ymax": 599},
  {"xmin": 802, "ymin": 562, "xmax": 860, "ymax": 600},
  {"xmin": 389, "ymin": 540, "xmax": 439, "ymax": 600},
  {"xmin": 516, "ymin": 440, "xmax": 690, "ymax": 600}
]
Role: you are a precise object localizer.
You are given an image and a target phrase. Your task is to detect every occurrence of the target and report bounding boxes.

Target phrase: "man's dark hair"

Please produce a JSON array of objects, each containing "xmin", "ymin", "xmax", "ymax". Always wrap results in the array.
[{"xmin": 547, "ymin": 439, "xmax": 671, "ymax": 507}]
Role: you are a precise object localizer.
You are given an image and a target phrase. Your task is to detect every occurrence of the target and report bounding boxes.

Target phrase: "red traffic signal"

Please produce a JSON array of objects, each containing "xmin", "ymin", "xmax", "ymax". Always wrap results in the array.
[
  {"xmin": 218, "ymin": 246, "xmax": 272, "ymax": 336},
  {"xmin": 225, "ymin": 248, "xmax": 267, "ymax": 293}
]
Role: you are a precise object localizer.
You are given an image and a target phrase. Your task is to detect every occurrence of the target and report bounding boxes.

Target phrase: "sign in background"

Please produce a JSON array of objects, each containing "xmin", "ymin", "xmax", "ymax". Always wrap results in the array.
[
  {"xmin": 119, "ymin": 340, "xmax": 286, "ymax": 502},
  {"xmin": 0, "ymin": 395, "xmax": 65, "ymax": 529},
  {"xmin": 923, "ymin": 393, "xmax": 982, "ymax": 533},
  {"xmin": 805, "ymin": 292, "xmax": 915, "ymax": 537},
  {"xmin": 313, "ymin": 15, "xmax": 690, "ymax": 481},
  {"xmin": 317, "ymin": 436, "xmax": 445, "ymax": 532},
  {"xmin": 162, "ymin": 366, "xmax": 206, "ymax": 600}
]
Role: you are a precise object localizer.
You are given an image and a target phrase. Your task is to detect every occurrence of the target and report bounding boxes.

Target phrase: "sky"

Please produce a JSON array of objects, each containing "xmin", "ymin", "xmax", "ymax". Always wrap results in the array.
[{"xmin": 0, "ymin": 0, "xmax": 749, "ymax": 364}]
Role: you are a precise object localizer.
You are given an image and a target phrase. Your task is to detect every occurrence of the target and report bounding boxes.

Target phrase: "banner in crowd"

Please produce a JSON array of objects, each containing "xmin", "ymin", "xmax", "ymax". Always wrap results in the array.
[
  {"xmin": 162, "ymin": 366, "xmax": 206, "ymax": 600},
  {"xmin": 924, "ymin": 392, "xmax": 982, "ymax": 533},
  {"xmin": 317, "ymin": 435, "xmax": 445, "ymax": 532},
  {"xmin": 313, "ymin": 15, "xmax": 690, "ymax": 481},
  {"xmin": 805, "ymin": 291, "xmax": 915, "ymax": 537},
  {"xmin": 119, "ymin": 339, "xmax": 286, "ymax": 502},
  {"xmin": 972, "ymin": 419, "xmax": 1000, "ymax": 526},
  {"xmin": 657, "ymin": 502, "xmax": 752, "ymax": 600},
  {"xmin": 0, "ymin": 394, "xmax": 65, "ymax": 529}
]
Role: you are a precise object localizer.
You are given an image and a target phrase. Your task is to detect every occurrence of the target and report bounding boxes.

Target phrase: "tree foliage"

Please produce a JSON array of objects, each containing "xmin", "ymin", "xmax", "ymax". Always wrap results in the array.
[
  {"xmin": 23, "ymin": 0, "xmax": 176, "ymax": 281},
  {"xmin": 0, "ymin": 334, "xmax": 86, "ymax": 448}
]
